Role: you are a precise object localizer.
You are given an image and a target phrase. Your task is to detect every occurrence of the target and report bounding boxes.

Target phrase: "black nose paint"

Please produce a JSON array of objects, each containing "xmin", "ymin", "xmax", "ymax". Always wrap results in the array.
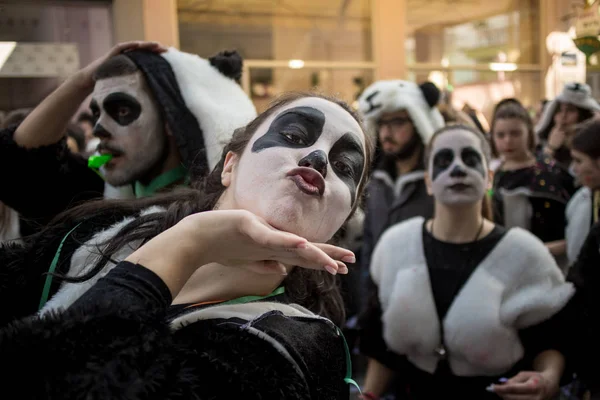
[
  {"xmin": 93, "ymin": 123, "xmax": 111, "ymax": 139},
  {"xmin": 103, "ymin": 92, "xmax": 142, "ymax": 126},
  {"xmin": 299, "ymin": 150, "xmax": 328, "ymax": 178},
  {"xmin": 251, "ymin": 106, "xmax": 365, "ymax": 205},
  {"xmin": 449, "ymin": 165, "xmax": 467, "ymax": 178}
]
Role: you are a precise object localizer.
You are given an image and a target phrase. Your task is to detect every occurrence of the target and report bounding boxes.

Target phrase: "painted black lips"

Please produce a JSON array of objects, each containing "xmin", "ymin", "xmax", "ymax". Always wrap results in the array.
[{"xmin": 287, "ymin": 167, "xmax": 325, "ymax": 197}]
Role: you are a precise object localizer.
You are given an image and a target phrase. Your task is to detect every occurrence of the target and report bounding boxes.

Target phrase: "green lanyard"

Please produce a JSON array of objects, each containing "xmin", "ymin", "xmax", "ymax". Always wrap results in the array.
[
  {"xmin": 40, "ymin": 243, "xmax": 358, "ymax": 392},
  {"xmin": 38, "ymin": 222, "xmax": 83, "ymax": 310},
  {"xmin": 134, "ymin": 164, "xmax": 189, "ymax": 198}
]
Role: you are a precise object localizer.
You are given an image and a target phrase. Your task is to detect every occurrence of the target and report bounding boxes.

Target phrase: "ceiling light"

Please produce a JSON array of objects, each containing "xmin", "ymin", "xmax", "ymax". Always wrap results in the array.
[
  {"xmin": 489, "ymin": 62, "xmax": 517, "ymax": 72},
  {"xmin": 288, "ymin": 59, "xmax": 305, "ymax": 69},
  {"xmin": 0, "ymin": 41, "xmax": 16, "ymax": 70}
]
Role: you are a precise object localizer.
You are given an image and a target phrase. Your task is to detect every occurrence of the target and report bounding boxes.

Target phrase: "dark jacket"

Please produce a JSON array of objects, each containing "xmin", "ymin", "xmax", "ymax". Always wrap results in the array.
[
  {"xmin": 565, "ymin": 222, "xmax": 600, "ymax": 395},
  {"xmin": 360, "ymin": 168, "xmax": 434, "ymax": 282},
  {"xmin": 0, "ymin": 126, "xmax": 105, "ymax": 236},
  {"xmin": 0, "ymin": 210, "xmax": 351, "ymax": 399}
]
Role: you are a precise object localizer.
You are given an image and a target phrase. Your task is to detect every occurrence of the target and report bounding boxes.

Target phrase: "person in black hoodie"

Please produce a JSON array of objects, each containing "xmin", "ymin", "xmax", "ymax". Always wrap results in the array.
[
  {"xmin": 0, "ymin": 41, "xmax": 256, "ymax": 234},
  {"xmin": 0, "ymin": 92, "xmax": 373, "ymax": 399}
]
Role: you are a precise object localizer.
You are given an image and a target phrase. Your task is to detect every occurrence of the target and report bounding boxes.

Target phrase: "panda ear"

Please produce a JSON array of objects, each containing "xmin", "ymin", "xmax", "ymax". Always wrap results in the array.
[
  {"xmin": 209, "ymin": 50, "xmax": 243, "ymax": 83},
  {"xmin": 419, "ymin": 81, "xmax": 441, "ymax": 108}
]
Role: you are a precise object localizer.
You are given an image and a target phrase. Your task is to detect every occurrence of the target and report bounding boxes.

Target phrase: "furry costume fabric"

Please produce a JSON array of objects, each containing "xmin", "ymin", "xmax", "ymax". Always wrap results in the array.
[
  {"xmin": 566, "ymin": 186, "xmax": 593, "ymax": 266},
  {"xmin": 535, "ymin": 82, "xmax": 600, "ymax": 138},
  {"xmin": 370, "ymin": 217, "xmax": 574, "ymax": 376},
  {"xmin": 0, "ymin": 262, "xmax": 349, "ymax": 399},
  {"xmin": 357, "ymin": 80, "xmax": 445, "ymax": 144}
]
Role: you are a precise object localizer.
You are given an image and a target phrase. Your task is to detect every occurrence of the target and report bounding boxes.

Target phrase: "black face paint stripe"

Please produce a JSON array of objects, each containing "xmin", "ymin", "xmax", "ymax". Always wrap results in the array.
[
  {"xmin": 461, "ymin": 147, "xmax": 486, "ymax": 178},
  {"xmin": 103, "ymin": 92, "xmax": 142, "ymax": 126},
  {"xmin": 330, "ymin": 133, "xmax": 365, "ymax": 205},
  {"xmin": 431, "ymin": 148, "xmax": 454, "ymax": 181},
  {"xmin": 251, "ymin": 106, "xmax": 326, "ymax": 153}
]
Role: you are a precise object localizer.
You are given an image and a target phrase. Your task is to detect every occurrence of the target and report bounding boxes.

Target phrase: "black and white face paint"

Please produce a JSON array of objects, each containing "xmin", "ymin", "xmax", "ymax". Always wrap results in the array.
[
  {"xmin": 90, "ymin": 71, "xmax": 166, "ymax": 186},
  {"xmin": 428, "ymin": 128, "xmax": 488, "ymax": 205},
  {"xmin": 232, "ymin": 97, "xmax": 366, "ymax": 242}
]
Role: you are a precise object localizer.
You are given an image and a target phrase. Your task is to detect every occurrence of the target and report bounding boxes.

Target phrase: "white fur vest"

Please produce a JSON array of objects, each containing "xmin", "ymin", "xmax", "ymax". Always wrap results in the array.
[
  {"xmin": 370, "ymin": 217, "xmax": 574, "ymax": 377},
  {"xmin": 566, "ymin": 187, "xmax": 593, "ymax": 266}
]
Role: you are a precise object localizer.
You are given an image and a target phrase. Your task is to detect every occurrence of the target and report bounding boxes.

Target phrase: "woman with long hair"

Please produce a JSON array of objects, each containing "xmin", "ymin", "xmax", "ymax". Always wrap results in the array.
[
  {"xmin": 358, "ymin": 124, "xmax": 573, "ymax": 400},
  {"xmin": 0, "ymin": 92, "xmax": 373, "ymax": 399},
  {"xmin": 491, "ymin": 102, "xmax": 575, "ymax": 268}
]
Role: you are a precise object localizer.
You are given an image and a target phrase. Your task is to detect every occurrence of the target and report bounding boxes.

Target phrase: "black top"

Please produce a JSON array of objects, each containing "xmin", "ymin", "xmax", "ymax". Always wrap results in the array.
[
  {"xmin": 0, "ymin": 126, "xmax": 105, "ymax": 236},
  {"xmin": 0, "ymin": 261, "xmax": 349, "ymax": 399},
  {"xmin": 358, "ymin": 223, "xmax": 568, "ymax": 400},
  {"xmin": 492, "ymin": 157, "xmax": 575, "ymax": 242},
  {"xmin": 423, "ymin": 223, "xmax": 506, "ymax": 320}
]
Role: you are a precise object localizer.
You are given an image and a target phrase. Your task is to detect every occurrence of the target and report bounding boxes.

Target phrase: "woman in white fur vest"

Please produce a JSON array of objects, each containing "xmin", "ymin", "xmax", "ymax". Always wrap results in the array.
[{"xmin": 358, "ymin": 124, "xmax": 574, "ymax": 400}]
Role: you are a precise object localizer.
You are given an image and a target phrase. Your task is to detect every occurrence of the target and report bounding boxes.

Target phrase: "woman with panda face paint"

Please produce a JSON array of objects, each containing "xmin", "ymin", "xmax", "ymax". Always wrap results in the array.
[
  {"xmin": 359, "ymin": 124, "xmax": 573, "ymax": 400},
  {"xmin": 0, "ymin": 93, "xmax": 372, "ymax": 399}
]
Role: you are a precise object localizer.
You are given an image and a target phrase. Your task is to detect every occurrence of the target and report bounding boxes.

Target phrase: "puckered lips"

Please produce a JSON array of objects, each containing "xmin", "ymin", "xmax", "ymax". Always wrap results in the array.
[{"xmin": 287, "ymin": 167, "xmax": 325, "ymax": 197}]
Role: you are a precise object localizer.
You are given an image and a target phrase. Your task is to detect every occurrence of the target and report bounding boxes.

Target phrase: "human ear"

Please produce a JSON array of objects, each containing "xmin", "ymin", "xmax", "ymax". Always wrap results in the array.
[{"xmin": 221, "ymin": 151, "xmax": 238, "ymax": 187}]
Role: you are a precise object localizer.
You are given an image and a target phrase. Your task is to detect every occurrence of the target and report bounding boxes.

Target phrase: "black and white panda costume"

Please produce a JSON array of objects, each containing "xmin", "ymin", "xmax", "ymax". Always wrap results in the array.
[
  {"xmin": 360, "ymin": 213, "xmax": 575, "ymax": 399},
  {"xmin": 0, "ymin": 202, "xmax": 353, "ymax": 399},
  {"xmin": 0, "ymin": 47, "xmax": 257, "ymax": 236}
]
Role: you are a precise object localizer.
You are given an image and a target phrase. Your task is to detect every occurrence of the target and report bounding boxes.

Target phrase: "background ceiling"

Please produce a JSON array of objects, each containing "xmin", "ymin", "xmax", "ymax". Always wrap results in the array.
[{"xmin": 177, "ymin": 0, "xmax": 514, "ymax": 34}]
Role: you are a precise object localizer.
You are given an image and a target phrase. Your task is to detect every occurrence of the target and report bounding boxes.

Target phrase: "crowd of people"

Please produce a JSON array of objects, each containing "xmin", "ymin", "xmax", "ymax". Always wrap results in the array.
[{"xmin": 0, "ymin": 40, "xmax": 599, "ymax": 400}]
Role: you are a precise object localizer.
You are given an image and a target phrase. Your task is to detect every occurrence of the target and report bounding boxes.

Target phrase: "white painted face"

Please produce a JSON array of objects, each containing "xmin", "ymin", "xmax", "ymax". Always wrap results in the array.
[
  {"xmin": 227, "ymin": 97, "xmax": 367, "ymax": 242},
  {"xmin": 90, "ymin": 71, "xmax": 166, "ymax": 186},
  {"xmin": 428, "ymin": 128, "xmax": 489, "ymax": 205}
]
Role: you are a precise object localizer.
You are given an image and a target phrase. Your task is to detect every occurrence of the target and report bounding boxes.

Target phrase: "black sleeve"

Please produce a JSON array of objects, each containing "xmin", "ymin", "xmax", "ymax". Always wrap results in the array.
[
  {"xmin": 0, "ymin": 262, "xmax": 327, "ymax": 399},
  {"xmin": 0, "ymin": 126, "xmax": 104, "ymax": 225},
  {"xmin": 357, "ymin": 276, "xmax": 407, "ymax": 371},
  {"xmin": 564, "ymin": 223, "xmax": 600, "ymax": 392},
  {"xmin": 0, "ymin": 217, "xmax": 118, "ymax": 327}
]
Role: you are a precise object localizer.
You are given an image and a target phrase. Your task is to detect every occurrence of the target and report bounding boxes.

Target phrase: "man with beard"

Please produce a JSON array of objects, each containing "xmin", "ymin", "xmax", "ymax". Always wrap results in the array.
[
  {"xmin": 0, "ymin": 41, "xmax": 256, "ymax": 233},
  {"xmin": 356, "ymin": 80, "xmax": 444, "ymax": 300}
]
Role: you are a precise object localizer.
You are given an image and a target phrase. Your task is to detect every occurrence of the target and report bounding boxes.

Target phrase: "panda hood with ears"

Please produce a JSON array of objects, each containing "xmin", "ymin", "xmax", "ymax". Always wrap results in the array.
[
  {"xmin": 124, "ymin": 48, "xmax": 257, "ymax": 180},
  {"xmin": 357, "ymin": 80, "xmax": 445, "ymax": 145}
]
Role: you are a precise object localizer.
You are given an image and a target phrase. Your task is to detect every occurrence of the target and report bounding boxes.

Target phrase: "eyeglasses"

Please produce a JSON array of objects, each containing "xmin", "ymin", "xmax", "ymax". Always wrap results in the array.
[{"xmin": 376, "ymin": 117, "xmax": 412, "ymax": 130}]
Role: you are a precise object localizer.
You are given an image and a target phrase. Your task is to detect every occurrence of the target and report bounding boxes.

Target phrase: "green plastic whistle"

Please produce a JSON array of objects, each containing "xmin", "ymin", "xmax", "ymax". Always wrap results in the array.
[{"xmin": 88, "ymin": 154, "xmax": 113, "ymax": 169}]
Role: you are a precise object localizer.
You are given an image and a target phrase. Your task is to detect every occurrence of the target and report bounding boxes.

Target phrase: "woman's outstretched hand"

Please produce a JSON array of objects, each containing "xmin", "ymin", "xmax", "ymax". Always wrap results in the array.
[
  {"xmin": 125, "ymin": 210, "xmax": 355, "ymax": 297},
  {"xmin": 179, "ymin": 210, "xmax": 353, "ymax": 274}
]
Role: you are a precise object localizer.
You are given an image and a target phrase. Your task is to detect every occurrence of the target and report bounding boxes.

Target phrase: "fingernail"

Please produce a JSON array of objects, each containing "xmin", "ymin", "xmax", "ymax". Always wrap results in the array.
[
  {"xmin": 297, "ymin": 242, "xmax": 308, "ymax": 249},
  {"xmin": 342, "ymin": 255, "xmax": 356, "ymax": 263},
  {"xmin": 325, "ymin": 265, "xmax": 338, "ymax": 275},
  {"xmin": 339, "ymin": 265, "xmax": 349, "ymax": 274},
  {"xmin": 485, "ymin": 385, "xmax": 495, "ymax": 392},
  {"xmin": 277, "ymin": 264, "xmax": 288, "ymax": 275},
  {"xmin": 498, "ymin": 377, "xmax": 508, "ymax": 383}
]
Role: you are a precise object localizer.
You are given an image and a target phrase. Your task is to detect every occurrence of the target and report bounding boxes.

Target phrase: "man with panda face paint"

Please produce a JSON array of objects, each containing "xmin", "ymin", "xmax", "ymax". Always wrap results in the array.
[
  {"xmin": 0, "ymin": 41, "xmax": 256, "ymax": 232},
  {"xmin": 428, "ymin": 127, "xmax": 489, "ymax": 206},
  {"xmin": 90, "ymin": 70, "xmax": 167, "ymax": 187}
]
